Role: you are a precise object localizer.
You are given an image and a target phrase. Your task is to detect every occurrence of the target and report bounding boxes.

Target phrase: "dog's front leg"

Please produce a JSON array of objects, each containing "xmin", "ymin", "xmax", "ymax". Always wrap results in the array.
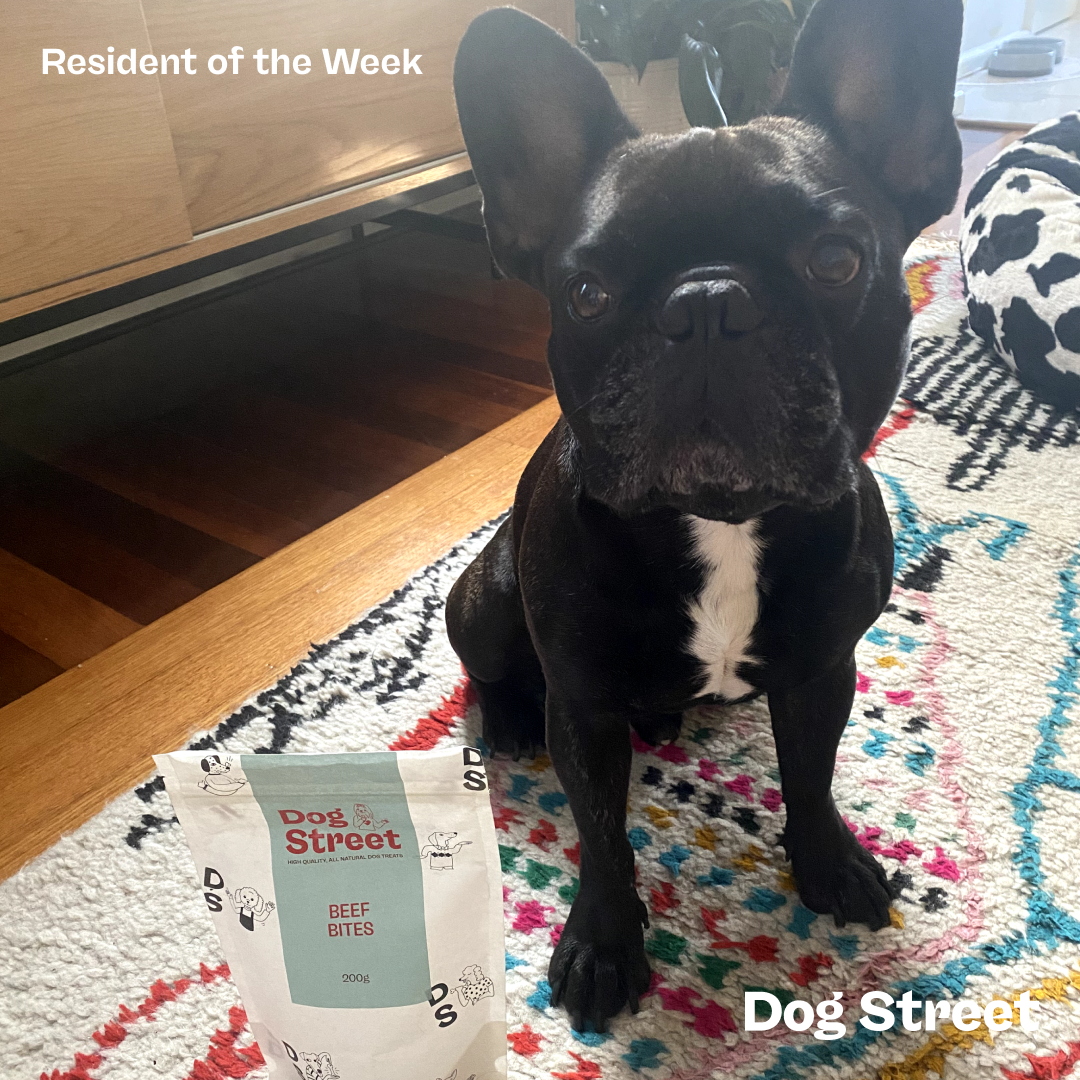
[
  {"xmin": 546, "ymin": 693, "xmax": 651, "ymax": 1031},
  {"xmin": 769, "ymin": 655, "xmax": 896, "ymax": 930}
]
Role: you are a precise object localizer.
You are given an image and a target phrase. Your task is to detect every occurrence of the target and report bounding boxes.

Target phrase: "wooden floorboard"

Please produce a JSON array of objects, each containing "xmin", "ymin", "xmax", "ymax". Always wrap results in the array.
[
  {"xmin": 84, "ymin": 425, "xmax": 361, "ymax": 532},
  {"xmin": 0, "ymin": 396, "xmax": 560, "ymax": 879},
  {"xmin": 0, "ymin": 446, "xmax": 259, "ymax": 591},
  {"xmin": 0, "ymin": 499, "xmax": 204, "ymax": 624},
  {"xmin": 282, "ymin": 373, "xmax": 492, "ymax": 454},
  {"xmin": 54, "ymin": 446, "xmax": 310, "ymax": 558},
  {"xmin": 0, "ymin": 547, "xmax": 140, "ymax": 668},
  {"xmin": 367, "ymin": 322, "xmax": 553, "ymax": 390},
  {"xmin": 360, "ymin": 284, "xmax": 552, "ymax": 362},
  {"xmin": 0, "ymin": 630, "xmax": 64, "ymax": 708},
  {"xmin": 0, "ymin": 218, "xmax": 555, "ymax": 707}
]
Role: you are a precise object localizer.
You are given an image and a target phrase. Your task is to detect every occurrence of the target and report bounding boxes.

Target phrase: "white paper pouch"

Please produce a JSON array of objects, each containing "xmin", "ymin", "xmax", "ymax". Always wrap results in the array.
[{"xmin": 156, "ymin": 746, "xmax": 505, "ymax": 1079}]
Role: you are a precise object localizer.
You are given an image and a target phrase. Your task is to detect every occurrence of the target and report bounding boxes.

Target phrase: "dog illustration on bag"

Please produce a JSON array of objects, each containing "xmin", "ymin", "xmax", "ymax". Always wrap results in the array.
[
  {"xmin": 197, "ymin": 754, "xmax": 247, "ymax": 796},
  {"xmin": 293, "ymin": 1051, "xmax": 339, "ymax": 1080},
  {"xmin": 420, "ymin": 831, "xmax": 472, "ymax": 871},
  {"xmin": 225, "ymin": 886, "xmax": 275, "ymax": 931},
  {"xmin": 353, "ymin": 803, "xmax": 388, "ymax": 830},
  {"xmin": 437, "ymin": 1071, "xmax": 476, "ymax": 1080},
  {"xmin": 450, "ymin": 965, "xmax": 495, "ymax": 1007}
]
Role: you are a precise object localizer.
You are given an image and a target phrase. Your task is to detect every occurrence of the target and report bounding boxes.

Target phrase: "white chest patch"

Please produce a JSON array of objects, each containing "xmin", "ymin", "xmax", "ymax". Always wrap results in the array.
[{"xmin": 685, "ymin": 516, "xmax": 763, "ymax": 700}]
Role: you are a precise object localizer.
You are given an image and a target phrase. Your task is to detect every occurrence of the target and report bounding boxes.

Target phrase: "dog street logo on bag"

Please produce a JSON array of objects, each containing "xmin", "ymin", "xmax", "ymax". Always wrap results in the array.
[
  {"xmin": 276, "ymin": 805, "xmax": 403, "ymax": 857},
  {"xmin": 197, "ymin": 753, "xmax": 247, "ymax": 796},
  {"xmin": 201, "ymin": 868, "xmax": 276, "ymax": 931}
]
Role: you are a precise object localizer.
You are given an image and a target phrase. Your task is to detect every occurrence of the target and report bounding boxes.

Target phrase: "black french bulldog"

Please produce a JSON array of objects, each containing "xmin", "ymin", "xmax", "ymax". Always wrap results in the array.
[{"xmin": 446, "ymin": 0, "xmax": 963, "ymax": 1032}]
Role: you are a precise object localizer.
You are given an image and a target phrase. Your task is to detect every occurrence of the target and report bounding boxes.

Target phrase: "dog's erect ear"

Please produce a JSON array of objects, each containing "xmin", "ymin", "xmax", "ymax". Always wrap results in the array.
[
  {"xmin": 779, "ymin": 0, "xmax": 963, "ymax": 239},
  {"xmin": 453, "ymin": 8, "xmax": 638, "ymax": 285}
]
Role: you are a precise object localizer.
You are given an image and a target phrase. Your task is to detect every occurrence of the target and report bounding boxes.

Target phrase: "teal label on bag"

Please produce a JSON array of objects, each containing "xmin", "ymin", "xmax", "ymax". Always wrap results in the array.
[{"xmin": 243, "ymin": 753, "xmax": 430, "ymax": 1008}]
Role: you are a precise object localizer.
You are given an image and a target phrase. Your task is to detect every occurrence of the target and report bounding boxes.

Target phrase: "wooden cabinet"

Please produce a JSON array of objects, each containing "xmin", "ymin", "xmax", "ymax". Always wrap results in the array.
[
  {"xmin": 144, "ymin": 0, "xmax": 573, "ymax": 232},
  {"xmin": 0, "ymin": 0, "xmax": 193, "ymax": 302},
  {"xmin": 0, "ymin": 0, "xmax": 574, "ymax": 317}
]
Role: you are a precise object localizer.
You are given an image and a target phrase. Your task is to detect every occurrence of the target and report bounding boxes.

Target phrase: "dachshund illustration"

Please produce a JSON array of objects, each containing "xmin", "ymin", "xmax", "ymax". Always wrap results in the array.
[{"xmin": 420, "ymin": 831, "xmax": 472, "ymax": 871}]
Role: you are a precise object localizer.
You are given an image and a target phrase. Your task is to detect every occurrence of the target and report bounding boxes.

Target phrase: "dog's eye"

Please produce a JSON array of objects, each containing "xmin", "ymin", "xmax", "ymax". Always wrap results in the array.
[
  {"xmin": 567, "ymin": 274, "xmax": 613, "ymax": 321},
  {"xmin": 807, "ymin": 238, "xmax": 862, "ymax": 287}
]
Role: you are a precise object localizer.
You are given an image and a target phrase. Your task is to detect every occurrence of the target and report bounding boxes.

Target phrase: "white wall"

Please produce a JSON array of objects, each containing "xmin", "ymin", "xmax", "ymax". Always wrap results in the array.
[
  {"xmin": 958, "ymin": 0, "xmax": 1079, "ymax": 75},
  {"xmin": 1030, "ymin": 0, "xmax": 1078, "ymax": 32},
  {"xmin": 960, "ymin": 0, "xmax": 1028, "ymax": 72}
]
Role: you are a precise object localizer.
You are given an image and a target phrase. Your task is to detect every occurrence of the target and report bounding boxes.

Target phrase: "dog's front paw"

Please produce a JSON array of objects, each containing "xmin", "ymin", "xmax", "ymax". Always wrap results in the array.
[
  {"xmin": 472, "ymin": 677, "xmax": 546, "ymax": 760},
  {"xmin": 784, "ymin": 819, "xmax": 896, "ymax": 931},
  {"xmin": 548, "ymin": 893, "xmax": 651, "ymax": 1032},
  {"xmin": 629, "ymin": 711, "xmax": 683, "ymax": 747},
  {"xmin": 482, "ymin": 718, "xmax": 544, "ymax": 761}
]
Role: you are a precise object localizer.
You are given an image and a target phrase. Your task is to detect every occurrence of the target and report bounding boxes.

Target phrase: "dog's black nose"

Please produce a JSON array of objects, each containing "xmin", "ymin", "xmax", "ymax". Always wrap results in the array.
[{"xmin": 656, "ymin": 278, "xmax": 764, "ymax": 341}]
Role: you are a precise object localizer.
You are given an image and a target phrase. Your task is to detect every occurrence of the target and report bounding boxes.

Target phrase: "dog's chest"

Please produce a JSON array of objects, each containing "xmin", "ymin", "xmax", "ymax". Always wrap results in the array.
[{"xmin": 684, "ymin": 516, "xmax": 762, "ymax": 700}]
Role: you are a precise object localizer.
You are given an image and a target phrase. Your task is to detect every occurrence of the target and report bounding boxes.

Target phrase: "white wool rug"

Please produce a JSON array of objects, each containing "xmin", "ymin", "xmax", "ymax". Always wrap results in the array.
[{"xmin": 6, "ymin": 238, "xmax": 1080, "ymax": 1080}]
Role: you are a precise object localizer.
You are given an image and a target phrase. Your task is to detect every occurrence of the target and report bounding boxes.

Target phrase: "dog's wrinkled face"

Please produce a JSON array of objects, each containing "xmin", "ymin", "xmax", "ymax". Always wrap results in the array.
[
  {"xmin": 545, "ymin": 120, "xmax": 913, "ymax": 519},
  {"xmin": 454, "ymin": 1, "xmax": 962, "ymax": 520}
]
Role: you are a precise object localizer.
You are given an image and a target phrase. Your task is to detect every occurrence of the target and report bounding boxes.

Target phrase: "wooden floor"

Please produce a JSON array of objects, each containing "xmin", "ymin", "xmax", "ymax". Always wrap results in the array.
[
  {"xmin": 0, "ymin": 218, "xmax": 552, "ymax": 708},
  {"xmin": 0, "ymin": 124, "xmax": 1023, "ymax": 880}
]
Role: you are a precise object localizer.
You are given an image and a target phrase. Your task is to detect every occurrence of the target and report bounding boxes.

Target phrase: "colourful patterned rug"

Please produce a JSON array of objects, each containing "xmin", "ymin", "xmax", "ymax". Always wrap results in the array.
[{"xmin": 6, "ymin": 237, "xmax": 1080, "ymax": 1080}]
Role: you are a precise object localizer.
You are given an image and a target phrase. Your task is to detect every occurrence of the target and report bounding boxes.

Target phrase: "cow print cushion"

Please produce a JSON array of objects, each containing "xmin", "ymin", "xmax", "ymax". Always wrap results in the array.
[{"xmin": 961, "ymin": 112, "xmax": 1080, "ymax": 408}]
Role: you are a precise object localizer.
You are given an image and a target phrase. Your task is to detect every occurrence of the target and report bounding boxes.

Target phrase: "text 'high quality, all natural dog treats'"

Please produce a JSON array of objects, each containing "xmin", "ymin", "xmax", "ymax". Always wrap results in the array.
[{"xmin": 156, "ymin": 746, "xmax": 506, "ymax": 1079}]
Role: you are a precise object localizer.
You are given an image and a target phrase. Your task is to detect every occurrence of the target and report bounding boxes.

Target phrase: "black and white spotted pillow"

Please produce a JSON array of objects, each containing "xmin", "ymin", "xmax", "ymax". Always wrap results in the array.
[{"xmin": 962, "ymin": 112, "xmax": 1080, "ymax": 408}]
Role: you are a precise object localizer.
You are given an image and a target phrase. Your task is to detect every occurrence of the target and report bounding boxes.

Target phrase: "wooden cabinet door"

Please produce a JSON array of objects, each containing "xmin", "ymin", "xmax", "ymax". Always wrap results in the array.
[
  {"xmin": 0, "ymin": 0, "xmax": 193, "ymax": 302},
  {"xmin": 142, "ymin": 0, "xmax": 575, "ymax": 233}
]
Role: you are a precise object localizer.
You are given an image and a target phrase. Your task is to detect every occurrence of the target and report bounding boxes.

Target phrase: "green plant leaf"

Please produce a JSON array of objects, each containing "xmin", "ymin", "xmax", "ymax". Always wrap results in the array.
[{"xmin": 678, "ymin": 33, "xmax": 727, "ymax": 128}]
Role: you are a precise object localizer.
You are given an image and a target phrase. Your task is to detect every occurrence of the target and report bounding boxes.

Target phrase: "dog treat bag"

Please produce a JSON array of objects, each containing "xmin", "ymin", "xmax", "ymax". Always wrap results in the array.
[{"xmin": 156, "ymin": 746, "xmax": 505, "ymax": 1079}]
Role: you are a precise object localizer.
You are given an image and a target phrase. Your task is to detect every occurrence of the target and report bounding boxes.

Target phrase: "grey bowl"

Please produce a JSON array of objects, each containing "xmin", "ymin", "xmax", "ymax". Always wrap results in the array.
[
  {"xmin": 988, "ymin": 48, "xmax": 1056, "ymax": 77},
  {"xmin": 999, "ymin": 36, "xmax": 1066, "ymax": 63}
]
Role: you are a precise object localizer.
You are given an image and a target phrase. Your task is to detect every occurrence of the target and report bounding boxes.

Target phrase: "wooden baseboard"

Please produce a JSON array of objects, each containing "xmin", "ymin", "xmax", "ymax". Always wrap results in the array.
[{"xmin": 0, "ymin": 395, "xmax": 559, "ymax": 881}]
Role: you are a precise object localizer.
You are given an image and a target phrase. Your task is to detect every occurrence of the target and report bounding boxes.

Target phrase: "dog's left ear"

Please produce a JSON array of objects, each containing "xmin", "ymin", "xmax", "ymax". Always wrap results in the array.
[
  {"xmin": 453, "ymin": 7, "xmax": 638, "ymax": 286},
  {"xmin": 780, "ymin": 0, "xmax": 963, "ymax": 240}
]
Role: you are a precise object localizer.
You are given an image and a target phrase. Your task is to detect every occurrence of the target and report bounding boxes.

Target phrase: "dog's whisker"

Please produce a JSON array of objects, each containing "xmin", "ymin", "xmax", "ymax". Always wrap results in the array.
[{"xmin": 563, "ymin": 387, "xmax": 606, "ymax": 422}]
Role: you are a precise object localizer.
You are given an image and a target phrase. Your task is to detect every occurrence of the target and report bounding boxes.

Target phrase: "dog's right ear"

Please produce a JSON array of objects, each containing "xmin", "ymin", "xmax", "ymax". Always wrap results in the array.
[
  {"xmin": 779, "ymin": 0, "xmax": 963, "ymax": 240},
  {"xmin": 453, "ymin": 8, "xmax": 638, "ymax": 286}
]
